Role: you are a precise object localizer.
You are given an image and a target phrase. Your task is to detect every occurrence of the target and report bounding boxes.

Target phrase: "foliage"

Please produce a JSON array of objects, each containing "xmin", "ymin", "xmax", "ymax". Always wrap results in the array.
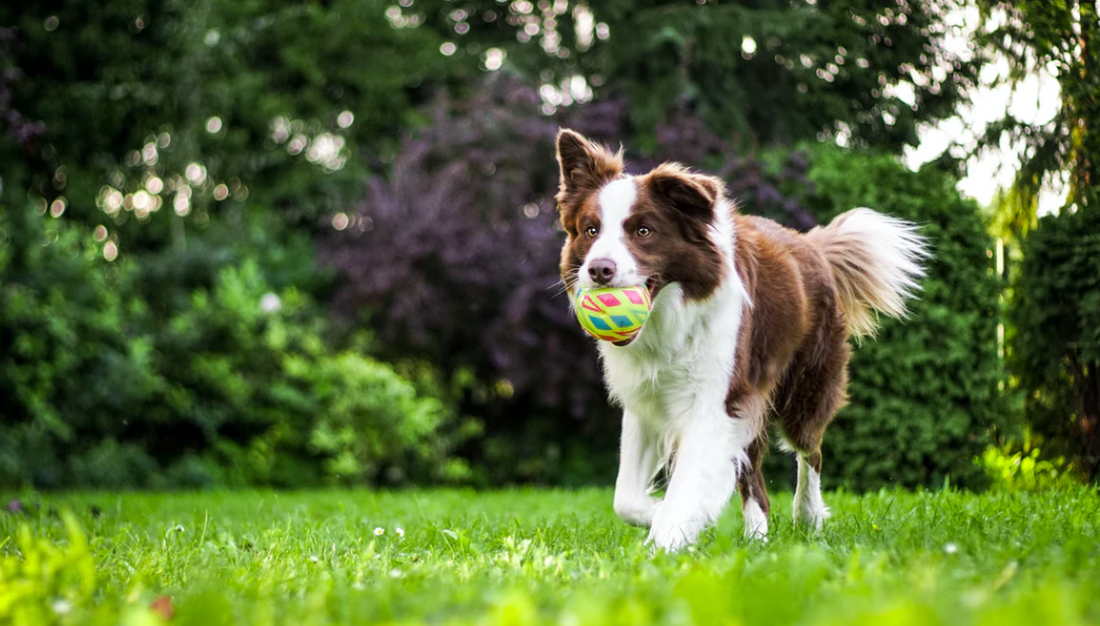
[
  {"xmin": 0, "ymin": 27, "xmax": 45, "ymax": 153},
  {"xmin": 975, "ymin": 0, "xmax": 1100, "ymax": 229},
  {"xmin": 798, "ymin": 145, "xmax": 1009, "ymax": 490},
  {"xmin": 0, "ymin": 0, "xmax": 468, "ymax": 370},
  {"xmin": 0, "ymin": 204, "xmax": 162, "ymax": 488},
  {"xmin": 0, "ymin": 0, "xmax": 482, "ymax": 489},
  {"xmin": 411, "ymin": 0, "xmax": 980, "ymax": 152},
  {"xmin": 148, "ymin": 260, "xmax": 468, "ymax": 487},
  {"xmin": 2, "ymin": 488, "xmax": 1100, "ymax": 624},
  {"xmin": 0, "ymin": 0, "xmax": 459, "ymax": 237},
  {"xmin": 1010, "ymin": 207, "xmax": 1100, "ymax": 480},
  {"xmin": 0, "ymin": 512, "xmax": 117, "ymax": 626},
  {"xmin": 972, "ymin": 1, "xmax": 1100, "ymax": 483},
  {"xmin": 0, "ymin": 204, "xmax": 465, "ymax": 489},
  {"xmin": 980, "ymin": 431, "xmax": 1077, "ymax": 491}
]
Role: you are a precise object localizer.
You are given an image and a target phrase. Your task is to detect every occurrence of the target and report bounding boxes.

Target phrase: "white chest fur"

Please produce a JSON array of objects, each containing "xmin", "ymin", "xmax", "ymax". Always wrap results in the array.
[{"xmin": 599, "ymin": 280, "xmax": 745, "ymax": 434}]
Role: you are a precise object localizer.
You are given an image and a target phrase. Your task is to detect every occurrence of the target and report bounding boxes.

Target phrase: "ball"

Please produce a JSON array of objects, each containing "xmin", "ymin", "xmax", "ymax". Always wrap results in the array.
[{"xmin": 574, "ymin": 286, "xmax": 652, "ymax": 343}]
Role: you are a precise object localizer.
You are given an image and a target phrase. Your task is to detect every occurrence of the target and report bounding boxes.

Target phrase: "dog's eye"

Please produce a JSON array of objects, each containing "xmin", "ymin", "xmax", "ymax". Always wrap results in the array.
[
  {"xmin": 585, "ymin": 226, "xmax": 598, "ymax": 238},
  {"xmin": 636, "ymin": 226, "xmax": 652, "ymax": 237}
]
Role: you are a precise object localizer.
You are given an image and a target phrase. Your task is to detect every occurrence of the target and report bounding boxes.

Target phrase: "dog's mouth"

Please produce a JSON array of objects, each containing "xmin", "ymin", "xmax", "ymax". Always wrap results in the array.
[{"xmin": 645, "ymin": 276, "xmax": 660, "ymax": 299}]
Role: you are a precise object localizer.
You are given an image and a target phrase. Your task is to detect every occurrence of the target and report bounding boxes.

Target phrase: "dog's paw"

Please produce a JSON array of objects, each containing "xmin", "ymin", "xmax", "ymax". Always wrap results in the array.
[
  {"xmin": 645, "ymin": 506, "xmax": 703, "ymax": 553},
  {"xmin": 742, "ymin": 499, "xmax": 769, "ymax": 542},
  {"xmin": 792, "ymin": 500, "xmax": 830, "ymax": 532}
]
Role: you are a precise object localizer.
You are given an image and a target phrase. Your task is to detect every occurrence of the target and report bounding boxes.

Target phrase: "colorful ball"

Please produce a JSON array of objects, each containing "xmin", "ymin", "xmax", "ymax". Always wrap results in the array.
[{"xmin": 574, "ymin": 286, "xmax": 652, "ymax": 343}]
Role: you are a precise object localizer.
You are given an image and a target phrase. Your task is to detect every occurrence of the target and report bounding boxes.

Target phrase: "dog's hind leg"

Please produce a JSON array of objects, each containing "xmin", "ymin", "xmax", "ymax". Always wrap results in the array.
[
  {"xmin": 792, "ymin": 451, "xmax": 830, "ymax": 530},
  {"xmin": 778, "ymin": 321, "xmax": 849, "ymax": 532},
  {"xmin": 783, "ymin": 396, "xmax": 837, "ymax": 532}
]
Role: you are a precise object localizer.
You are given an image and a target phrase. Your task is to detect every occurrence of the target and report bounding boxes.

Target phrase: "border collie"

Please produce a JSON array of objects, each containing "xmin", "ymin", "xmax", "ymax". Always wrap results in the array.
[{"xmin": 555, "ymin": 129, "xmax": 928, "ymax": 551}]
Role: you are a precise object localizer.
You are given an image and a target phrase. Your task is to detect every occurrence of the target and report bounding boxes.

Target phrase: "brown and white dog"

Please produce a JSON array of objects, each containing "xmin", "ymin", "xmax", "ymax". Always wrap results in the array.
[{"xmin": 555, "ymin": 129, "xmax": 928, "ymax": 551}]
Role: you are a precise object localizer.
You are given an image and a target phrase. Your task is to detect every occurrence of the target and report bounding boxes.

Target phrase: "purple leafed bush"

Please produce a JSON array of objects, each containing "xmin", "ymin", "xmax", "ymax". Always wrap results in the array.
[
  {"xmin": 322, "ymin": 76, "xmax": 815, "ymax": 482},
  {"xmin": 0, "ymin": 28, "xmax": 45, "ymax": 151}
]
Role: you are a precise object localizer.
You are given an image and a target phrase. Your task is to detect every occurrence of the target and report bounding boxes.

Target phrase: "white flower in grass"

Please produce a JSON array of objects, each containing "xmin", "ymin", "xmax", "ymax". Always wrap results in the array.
[
  {"xmin": 374, "ymin": 527, "xmax": 385, "ymax": 536},
  {"xmin": 945, "ymin": 542, "xmax": 959, "ymax": 554},
  {"xmin": 396, "ymin": 527, "xmax": 405, "ymax": 538}
]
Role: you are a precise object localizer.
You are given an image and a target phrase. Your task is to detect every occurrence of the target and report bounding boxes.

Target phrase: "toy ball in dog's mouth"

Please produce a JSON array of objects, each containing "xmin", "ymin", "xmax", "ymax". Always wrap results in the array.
[{"xmin": 574, "ymin": 286, "xmax": 652, "ymax": 346}]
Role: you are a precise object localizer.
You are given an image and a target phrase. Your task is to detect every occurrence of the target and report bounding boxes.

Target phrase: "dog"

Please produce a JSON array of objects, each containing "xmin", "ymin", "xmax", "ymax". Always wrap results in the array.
[{"xmin": 554, "ymin": 129, "xmax": 928, "ymax": 551}]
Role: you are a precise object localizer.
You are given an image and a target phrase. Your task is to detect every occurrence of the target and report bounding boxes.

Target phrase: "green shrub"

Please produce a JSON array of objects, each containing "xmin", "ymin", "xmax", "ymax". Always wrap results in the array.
[
  {"xmin": 0, "ymin": 205, "xmax": 162, "ymax": 487},
  {"xmin": 979, "ymin": 432, "xmax": 1077, "ymax": 492},
  {"xmin": 0, "ymin": 204, "xmax": 466, "ymax": 488},
  {"xmin": 147, "ymin": 260, "xmax": 471, "ymax": 487},
  {"xmin": 788, "ymin": 146, "xmax": 1011, "ymax": 491},
  {"xmin": 1009, "ymin": 206, "xmax": 1100, "ymax": 481}
]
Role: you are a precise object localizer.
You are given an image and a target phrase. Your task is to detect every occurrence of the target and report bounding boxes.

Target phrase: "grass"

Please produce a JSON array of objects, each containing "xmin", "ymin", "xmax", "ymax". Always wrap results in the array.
[{"xmin": 1, "ymin": 488, "xmax": 1099, "ymax": 625}]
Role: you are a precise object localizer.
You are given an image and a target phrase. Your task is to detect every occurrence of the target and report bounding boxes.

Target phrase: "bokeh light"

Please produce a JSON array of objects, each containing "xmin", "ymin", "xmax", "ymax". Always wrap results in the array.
[{"xmin": 185, "ymin": 163, "xmax": 207, "ymax": 185}]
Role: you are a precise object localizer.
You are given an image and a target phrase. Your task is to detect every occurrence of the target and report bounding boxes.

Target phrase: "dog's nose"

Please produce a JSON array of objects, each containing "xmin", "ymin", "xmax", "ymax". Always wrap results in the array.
[{"xmin": 588, "ymin": 258, "xmax": 617, "ymax": 285}]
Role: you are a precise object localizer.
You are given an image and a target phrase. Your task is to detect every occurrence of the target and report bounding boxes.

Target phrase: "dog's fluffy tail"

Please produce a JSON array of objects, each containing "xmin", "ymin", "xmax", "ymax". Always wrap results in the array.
[{"xmin": 805, "ymin": 208, "xmax": 929, "ymax": 337}]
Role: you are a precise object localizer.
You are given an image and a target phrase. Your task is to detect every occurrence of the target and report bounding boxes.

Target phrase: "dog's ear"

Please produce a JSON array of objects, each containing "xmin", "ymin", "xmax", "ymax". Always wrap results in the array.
[
  {"xmin": 645, "ymin": 164, "xmax": 724, "ymax": 234},
  {"xmin": 555, "ymin": 129, "xmax": 623, "ymax": 198}
]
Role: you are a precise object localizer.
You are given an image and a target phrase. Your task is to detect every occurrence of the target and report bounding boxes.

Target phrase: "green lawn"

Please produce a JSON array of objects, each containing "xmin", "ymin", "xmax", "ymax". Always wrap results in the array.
[{"xmin": 1, "ymin": 488, "xmax": 1098, "ymax": 625}]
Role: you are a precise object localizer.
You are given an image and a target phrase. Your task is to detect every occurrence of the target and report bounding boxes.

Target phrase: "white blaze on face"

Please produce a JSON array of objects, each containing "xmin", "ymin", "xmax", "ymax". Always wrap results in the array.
[{"xmin": 580, "ymin": 177, "xmax": 645, "ymax": 289}]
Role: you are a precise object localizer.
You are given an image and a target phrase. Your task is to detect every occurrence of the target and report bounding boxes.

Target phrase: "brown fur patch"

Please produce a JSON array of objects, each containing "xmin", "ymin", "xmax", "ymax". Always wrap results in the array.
[
  {"xmin": 554, "ymin": 130, "xmax": 623, "ymax": 291},
  {"xmin": 628, "ymin": 169, "xmax": 726, "ymax": 300},
  {"xmin": 555, "ymin": 129, "xmax": 623, "ymax": 225},
  {"xmin": 739, "ymin": 435, "xmax": 771, "ymax": 516}
]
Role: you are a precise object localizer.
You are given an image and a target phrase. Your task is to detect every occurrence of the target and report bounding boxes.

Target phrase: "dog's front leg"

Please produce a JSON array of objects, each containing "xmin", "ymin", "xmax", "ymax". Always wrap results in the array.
[
  {"xmin": 613, "ymin": 410, "xmax": 660, "ymax": 527},
  {"xmin": 647, "ymin": 407, "xmax": 754, "ymax": 552}
]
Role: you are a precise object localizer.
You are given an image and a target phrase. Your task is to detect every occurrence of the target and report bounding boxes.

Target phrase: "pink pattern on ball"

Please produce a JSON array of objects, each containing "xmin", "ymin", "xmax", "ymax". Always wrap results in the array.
[{"xmin": 597, "ymin": 294, "xmax": 621, "ymax": 307}]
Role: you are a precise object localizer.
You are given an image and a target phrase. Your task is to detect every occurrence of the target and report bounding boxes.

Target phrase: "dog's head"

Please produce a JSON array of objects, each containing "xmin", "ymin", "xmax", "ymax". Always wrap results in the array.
[{"xmin": 555, "ymin": 129, "xmax": 728, "ymax": 310}]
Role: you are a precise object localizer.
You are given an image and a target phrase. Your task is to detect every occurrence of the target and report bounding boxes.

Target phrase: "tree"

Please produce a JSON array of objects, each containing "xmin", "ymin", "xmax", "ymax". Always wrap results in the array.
[
  {"xmin": 0, "ymin": 0, "xmax": 472, "ymax": 488},
  {"xmin": 0, "ymin": 0, "xmax": 462, "ymax": 264},
  {"xmin": 409, "ymin": 0, "xmax": 979, "ymax": 152},
  {"xmin": 976, "ymin": 0, "xmax": 1100, "ymax": 479},
  {"xmin": 1011, "ymin": 209, "xmax": 1100, "ymax": 479}
]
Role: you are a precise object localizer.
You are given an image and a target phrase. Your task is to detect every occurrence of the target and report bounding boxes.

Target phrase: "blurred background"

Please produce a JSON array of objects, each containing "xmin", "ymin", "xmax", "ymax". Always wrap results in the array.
[{"xmin": 0, "ymin": 0, "xmax": 1096, "ymax": 491}]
